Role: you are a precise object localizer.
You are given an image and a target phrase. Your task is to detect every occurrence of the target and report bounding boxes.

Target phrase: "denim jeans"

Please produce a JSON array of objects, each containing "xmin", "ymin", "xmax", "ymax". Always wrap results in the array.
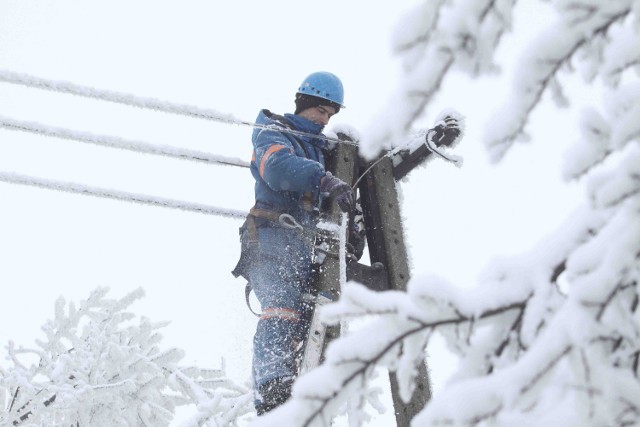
[{"xmin": 245, "ymin": 226, "xmax": 315, "ymax": 393}]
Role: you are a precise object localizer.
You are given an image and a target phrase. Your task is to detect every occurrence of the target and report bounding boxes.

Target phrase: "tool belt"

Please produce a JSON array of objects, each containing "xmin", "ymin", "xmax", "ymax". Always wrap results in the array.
[
  {"xmin": 231, "ymin": 207, "xmax": 312, "ymax": 316},
  {"xmin": 232, "ymin": 208, "xmax": 272, "ymax": 279},
  {"xmin": 231, "ymin": 207, "xmax": 312, "ymax": 277}
]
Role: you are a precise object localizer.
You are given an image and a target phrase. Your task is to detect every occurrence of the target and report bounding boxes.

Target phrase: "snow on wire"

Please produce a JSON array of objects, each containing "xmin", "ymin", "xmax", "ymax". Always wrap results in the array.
[
  {"xmin": 0, "ymin": 69, "xmax": 357, "ymax": 147},
  {"xmin": 0, "ymin": 171, "xmax": 248, "ymax": 220},
  {"xmin": 0, "ymin": 115, "xmax": 250, "ymax": 168}
]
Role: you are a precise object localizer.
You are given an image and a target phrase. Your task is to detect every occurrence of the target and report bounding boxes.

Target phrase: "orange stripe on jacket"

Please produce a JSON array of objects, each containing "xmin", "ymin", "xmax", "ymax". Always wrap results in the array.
[
  {"xmin": 260, "ymin": 307, "xmax": 302, "ymax": 321},
  {"xmin": 259, "ymin": 144, "xmax": 292, "ymax": 178}
]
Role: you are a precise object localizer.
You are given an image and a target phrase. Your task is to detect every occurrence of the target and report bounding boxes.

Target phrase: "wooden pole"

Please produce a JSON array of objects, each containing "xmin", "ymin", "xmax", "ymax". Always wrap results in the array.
[{"xmin": 358, "ymin": 155, "xmax": 432, "ymax": 427}]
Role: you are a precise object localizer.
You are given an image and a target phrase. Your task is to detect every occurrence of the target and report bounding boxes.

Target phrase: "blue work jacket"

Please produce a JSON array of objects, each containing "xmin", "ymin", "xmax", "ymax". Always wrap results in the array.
[{"xmin": 250, "ymin": 109, "xmax": 327, "ymax": 226}]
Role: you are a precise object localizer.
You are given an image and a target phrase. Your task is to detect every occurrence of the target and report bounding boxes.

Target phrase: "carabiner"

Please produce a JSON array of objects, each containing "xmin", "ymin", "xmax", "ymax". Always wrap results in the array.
[{"xmin": 278, "ymin": 213, "xmax": 304, "ymax": 232}]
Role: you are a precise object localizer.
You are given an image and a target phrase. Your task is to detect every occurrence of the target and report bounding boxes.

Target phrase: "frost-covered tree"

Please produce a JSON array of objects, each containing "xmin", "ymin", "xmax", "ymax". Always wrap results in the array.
[
  {"xmin": 256, "ymin": 1, "xmax": 640, "ymax": 426},
  {"xmin": 0, "ymin": 287, "xmax": 253, "ymax": 426}
]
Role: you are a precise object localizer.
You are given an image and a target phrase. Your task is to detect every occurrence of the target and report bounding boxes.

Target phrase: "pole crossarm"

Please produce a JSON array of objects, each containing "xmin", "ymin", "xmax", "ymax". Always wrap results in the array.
[{"xmin": 391, "ymin": 132, "xmax": 460, "ymax": 181}]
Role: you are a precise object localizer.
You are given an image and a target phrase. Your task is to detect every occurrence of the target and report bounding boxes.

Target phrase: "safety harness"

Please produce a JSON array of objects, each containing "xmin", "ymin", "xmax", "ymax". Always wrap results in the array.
[
  {"xmin": 233, "ymin": 112, "xmax": 324, "ymax": 316},
  {"xmin": 232, "ymin": 206, "xmax": 315, "ymax": 316}
]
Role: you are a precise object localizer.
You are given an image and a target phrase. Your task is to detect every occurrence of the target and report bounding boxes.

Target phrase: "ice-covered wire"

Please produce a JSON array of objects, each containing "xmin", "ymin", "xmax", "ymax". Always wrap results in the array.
[
  {"xmin": 351, "ymin": 154, "xmax": 390, "ymax": 190},
  {"xmin": 0, "ymin": 69, "xmax": 357, "ymax": 147},
  {"xmin": 351, "ymin": 145, "xmax": 407, "ymax": 190},
  {"xmin": 0, "ymin": 115, "xmax": 250, "ymax": 168},
  {"xmin": 0, "ymin": 171, "xmax": 248, "ymax": 219}
]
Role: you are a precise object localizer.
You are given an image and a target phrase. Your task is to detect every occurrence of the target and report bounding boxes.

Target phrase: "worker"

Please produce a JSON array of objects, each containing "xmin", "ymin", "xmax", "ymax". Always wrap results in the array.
[{"xmin": 232, "ymin": 71, "xmax": 355, "ymax": 414}]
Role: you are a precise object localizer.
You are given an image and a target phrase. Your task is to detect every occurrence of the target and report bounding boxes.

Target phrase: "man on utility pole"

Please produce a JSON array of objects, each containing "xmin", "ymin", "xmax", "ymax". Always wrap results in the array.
[{"xmin": 232, "ymin": 71, "xmax": 359, "ymax": 415}]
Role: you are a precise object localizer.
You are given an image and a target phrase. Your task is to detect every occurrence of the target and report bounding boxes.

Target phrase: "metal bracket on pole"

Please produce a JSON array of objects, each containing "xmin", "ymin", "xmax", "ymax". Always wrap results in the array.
[{"xmin": 347, "ymin": 261, "xmax": 387, "ymax": 291}]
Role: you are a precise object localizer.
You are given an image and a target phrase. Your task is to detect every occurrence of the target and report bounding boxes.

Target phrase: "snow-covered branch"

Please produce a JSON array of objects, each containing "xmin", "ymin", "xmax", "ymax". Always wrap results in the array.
[
  {"xmin": 268, "ymin": 1, "xmax": 640, "ymax": 426},
  {"xmin": 253, "ymin": 279, "xmax": 528, "ymax": 426},
  {"xmin": 362, "ymin": 0, "xmax": 516, "ymax": 158},
  {"xmin": 0, "ymin": 288, "xmax": 253, "ymax": 426},
  {"xmin": 486, "ymin": 1, "xmax": 635, "ymax": 161},
  {"xmin": 255, "ymin": 196, "xmax": 638, "ymax": 425}
]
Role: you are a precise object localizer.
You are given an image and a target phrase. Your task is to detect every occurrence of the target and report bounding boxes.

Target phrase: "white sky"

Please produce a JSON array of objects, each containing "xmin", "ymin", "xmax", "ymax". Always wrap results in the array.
[{"xmin": 0, "ymin": 1, "xmax": 585, "ymax": 423}]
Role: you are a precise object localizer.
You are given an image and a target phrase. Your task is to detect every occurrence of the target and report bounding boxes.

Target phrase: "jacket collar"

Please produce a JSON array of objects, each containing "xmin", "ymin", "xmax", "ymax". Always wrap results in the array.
[
  {"xmin": 284, "ymin": 113, "xmax": 324, "ymax": 135},
  {"xmin": 258, "ymin": 110, "xmax": 327, "ymax": 149}
]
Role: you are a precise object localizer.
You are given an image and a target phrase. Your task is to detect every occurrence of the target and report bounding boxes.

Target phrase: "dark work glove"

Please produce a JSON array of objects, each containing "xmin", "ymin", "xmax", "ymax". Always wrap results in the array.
[
  {"xmin": 430, "ymin": 116, "xmax": 461, "ymax": 146},
  {"xmin": 320, "ymin": 172, "xmax": 354, "ymax": 213}
]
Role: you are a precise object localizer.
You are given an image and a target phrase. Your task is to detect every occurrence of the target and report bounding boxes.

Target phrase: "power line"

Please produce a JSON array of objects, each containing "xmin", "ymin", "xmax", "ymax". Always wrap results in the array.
[
  {"xmin": 0, "ymin": 170, "xmax": 248, "ymax": 219},
  {"xmin": 0, "ymin": 69, "xmax": 358, "ymax": 146},
  {"xmin": 0, "ymin": 115, "xmax": 250, "ymax": 168}
]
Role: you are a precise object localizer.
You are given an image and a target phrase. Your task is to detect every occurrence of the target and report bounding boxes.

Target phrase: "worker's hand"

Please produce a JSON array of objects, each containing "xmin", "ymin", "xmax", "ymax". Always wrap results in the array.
[{"xmin": 320, "ymin": 172, "xmax": 354, "ymax": 213}]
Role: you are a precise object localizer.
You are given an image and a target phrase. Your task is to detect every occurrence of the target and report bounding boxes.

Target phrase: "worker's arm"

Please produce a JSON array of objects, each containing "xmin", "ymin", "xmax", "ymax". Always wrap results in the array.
[{"xmin": 253, "ymin": 129, "xmax": 325, "ymax": 192}]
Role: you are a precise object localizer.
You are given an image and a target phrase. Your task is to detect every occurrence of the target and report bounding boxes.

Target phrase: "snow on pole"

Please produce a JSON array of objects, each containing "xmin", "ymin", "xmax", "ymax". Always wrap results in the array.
[
  {"xmin": 0, "ymin": 171, "xmax": 247, "ymax": 219},
  {"xmin": 339, "ymin": 212, "xmax": 348, "ymax": 287},
  {"xmin": 0, "ymin": 115, "xmax": 250, "ymax": 168},
  {"xmin": 338, "ymin": 212, "xmax": 350, "ymax": 352}
]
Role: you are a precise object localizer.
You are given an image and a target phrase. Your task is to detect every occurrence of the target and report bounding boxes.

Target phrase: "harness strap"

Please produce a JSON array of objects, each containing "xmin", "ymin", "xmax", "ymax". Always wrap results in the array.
[
  {"xmin": 302, "ymin": 192, "xmax": 314, "ymax": 212},
  {"xmin": 245, "ymin": 282, "xmax": 261, "ymax": 317},
  {"xmin": 242, "ymin": 206, "xmax": 288, "ymax": 317},
  {"xmin": 246, "ymin": 206, "xmax": 282, "ymax": 243},
  {"xmin": 249, "ymin": 207, "xmax": 283, "ymax": 222},
  {"xmin": 261, "ymin": 307, "xmax": 302, "ymax": 321},
  {"xmin": 241, "ymin": 207, "xmax": 315, "ymax": 316}
]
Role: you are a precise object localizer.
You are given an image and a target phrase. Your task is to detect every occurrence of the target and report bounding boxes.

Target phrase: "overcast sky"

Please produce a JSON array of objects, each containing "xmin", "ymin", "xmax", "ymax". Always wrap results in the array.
[{"xmin": 0, "ymin": 1, "xmax": 585, "ymax": 421}]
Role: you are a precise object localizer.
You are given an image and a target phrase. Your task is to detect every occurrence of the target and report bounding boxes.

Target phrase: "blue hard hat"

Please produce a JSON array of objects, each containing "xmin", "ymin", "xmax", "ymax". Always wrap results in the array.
[{"xmin": 297, "ymin": 72, "xmax": 345, "ymax": 108}]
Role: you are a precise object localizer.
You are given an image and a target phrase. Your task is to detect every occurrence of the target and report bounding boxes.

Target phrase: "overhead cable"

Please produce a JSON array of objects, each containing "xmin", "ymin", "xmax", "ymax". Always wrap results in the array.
[
  {"xmin": 0, "ymin": 69, "xmax": 358, "ymax": 146},
  {"xmin": 0, "ymin": 115, "xmax": 250, "ymax": 168},
  {"xmin": 0, "ymin": 171, "xmax": 247, "ymax": 219}
]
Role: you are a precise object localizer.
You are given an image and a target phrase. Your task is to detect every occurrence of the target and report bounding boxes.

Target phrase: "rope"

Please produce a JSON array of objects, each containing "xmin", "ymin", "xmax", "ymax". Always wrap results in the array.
[
  {"xmin": 0, "ymin": 115, "xmax": 250, "ymax": 168},
  {"xmin": 0, "ymin": 69, "xmax": 358, "ymax": 147},
  {"xmin": 0, "ymin": 171, "xmax": 248, "ymax": 219}
]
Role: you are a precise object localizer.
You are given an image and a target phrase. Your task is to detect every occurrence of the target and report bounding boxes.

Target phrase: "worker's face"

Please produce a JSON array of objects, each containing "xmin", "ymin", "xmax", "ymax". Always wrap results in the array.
[{"xmin": 298, "ymin": 105, "xmax": 337, "ymax": 127}]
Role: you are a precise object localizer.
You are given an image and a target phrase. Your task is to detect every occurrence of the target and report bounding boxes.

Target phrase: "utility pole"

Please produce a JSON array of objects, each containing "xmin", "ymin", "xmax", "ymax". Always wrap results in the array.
[
  {"xmin": 358, "ymin": 153, "xmax": 432, "ymax": 427},
  {"xmin": 303, "ymin": 129, "xmax": 459, "ymax": 426}
]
